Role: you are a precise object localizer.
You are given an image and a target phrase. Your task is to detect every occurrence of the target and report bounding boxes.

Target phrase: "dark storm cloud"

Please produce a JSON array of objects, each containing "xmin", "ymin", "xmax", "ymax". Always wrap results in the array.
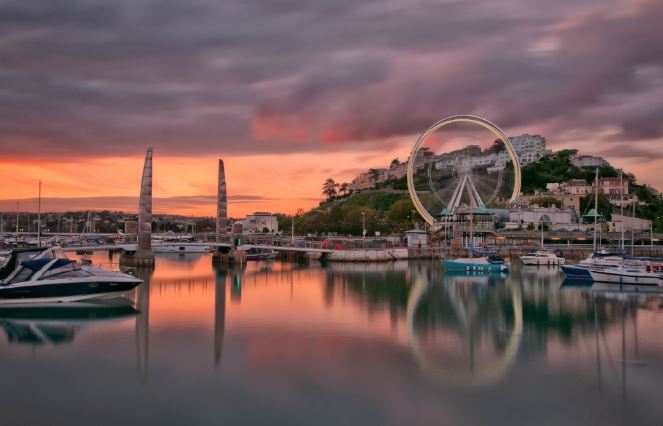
[{"xmin": 0, "ymin": 0, "xmax": 661, "ymax": 159}]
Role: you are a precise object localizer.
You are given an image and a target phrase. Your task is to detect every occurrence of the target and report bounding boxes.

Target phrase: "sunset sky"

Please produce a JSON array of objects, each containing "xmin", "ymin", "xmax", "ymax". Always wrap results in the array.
[{"xmin": 1, "ymin": 0, "xmax": 662, "ymax": 217}]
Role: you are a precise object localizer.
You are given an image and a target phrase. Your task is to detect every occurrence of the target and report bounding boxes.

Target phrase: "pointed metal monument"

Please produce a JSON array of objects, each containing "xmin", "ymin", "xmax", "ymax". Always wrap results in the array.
[
  {"xmin": 138, "ymin": 148, "xmax": 153, "ymax": 251},
  {"xmin": 121, "ymin": 147, "xmax": 155, "ymax": 267},
  {"xmin": 216, "ymin": 159, "xmax": 228, "ymax": 241}
]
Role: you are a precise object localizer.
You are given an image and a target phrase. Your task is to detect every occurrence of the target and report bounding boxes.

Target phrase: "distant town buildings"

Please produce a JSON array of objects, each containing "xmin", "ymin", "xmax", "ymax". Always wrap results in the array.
[
  {"xmin": 516, "ymin": 194, "xmax": 582, "ymax": 212},
  {"xmin": 608, "ymin": 214, "xmax": 651, "ymax": 232},
  {"xmin": 347, "ymin": 133, "xmax": 552, "ymax": 193},
  {"xmin": 347, "ymin": 160, "xmax": 408, "ymax": 192},
  {"xmin": 506, "ymin": 207, "xmax": 580, "ymax": 231},
  {"xmin": 546, "ymin": 177, "xmax": 629, "ymax": 197},
  {"xmin": 243, "ymin": 212, "xmax": 279, "ymax": 234}
]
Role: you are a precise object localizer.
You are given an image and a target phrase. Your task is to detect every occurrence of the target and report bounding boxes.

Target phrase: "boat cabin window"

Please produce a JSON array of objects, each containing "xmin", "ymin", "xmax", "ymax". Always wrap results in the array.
[
  {"xmin": 40, "ymin": 262, "xmax": 92, "ymax": 280},
  {"xmin": 8, "ymin": 267, "xmax": 35, "ymax": 284}
]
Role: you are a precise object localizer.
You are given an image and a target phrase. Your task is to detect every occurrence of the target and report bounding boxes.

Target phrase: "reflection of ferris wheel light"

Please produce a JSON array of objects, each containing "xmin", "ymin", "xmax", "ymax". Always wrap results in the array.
[
  {"xmin": 406, "ymin": 274, "xmax": 523, "ymax": 387},
  {"xmin": 407, "ymin": 115, "xmax": 522, "ymax": 225}
]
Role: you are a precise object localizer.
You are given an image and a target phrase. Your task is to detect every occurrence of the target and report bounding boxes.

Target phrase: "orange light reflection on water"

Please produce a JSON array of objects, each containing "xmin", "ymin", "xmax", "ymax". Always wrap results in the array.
[{"xmin": 142, "ymin": 255, "xmax": 409, "ymax": 344}]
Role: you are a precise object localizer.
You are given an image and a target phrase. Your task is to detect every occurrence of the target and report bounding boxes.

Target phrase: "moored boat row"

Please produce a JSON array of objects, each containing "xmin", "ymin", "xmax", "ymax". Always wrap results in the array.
[{"xmin": 561, "ymin": 252, "xmax": 663, "ymax": 287}]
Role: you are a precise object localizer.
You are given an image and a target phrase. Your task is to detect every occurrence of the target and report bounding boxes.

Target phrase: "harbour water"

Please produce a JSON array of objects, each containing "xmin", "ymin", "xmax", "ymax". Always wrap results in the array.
[{"xmin": 1, "ymin": 253, "xmax": 662, "ymax": 426}]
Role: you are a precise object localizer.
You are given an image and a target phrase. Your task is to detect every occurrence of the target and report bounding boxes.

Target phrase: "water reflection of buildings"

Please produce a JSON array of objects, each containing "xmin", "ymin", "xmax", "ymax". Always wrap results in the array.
[{"xmin": 322, "ymin": 260, "xmax": 663, "ymax": 391}]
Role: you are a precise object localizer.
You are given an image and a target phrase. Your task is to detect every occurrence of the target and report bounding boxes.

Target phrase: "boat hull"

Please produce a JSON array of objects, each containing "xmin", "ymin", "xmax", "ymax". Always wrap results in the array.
[
  {"xmin": 443, "ymin": 260, "xmax": 509, "ymax": 272},
  {"xmin": 561, "ymin": 264, "xmax": 592, "ymax": 279},
  {"xmin": 521, "ymin": 257, "xmax": 565, "ymax": 266},
  {"xmin": 0, "ymin": 280, "xmax": 141, "ymax": 305},
  {"xmin": 589, "ymin": 270, "xmax": 662, "ymax": 286}
]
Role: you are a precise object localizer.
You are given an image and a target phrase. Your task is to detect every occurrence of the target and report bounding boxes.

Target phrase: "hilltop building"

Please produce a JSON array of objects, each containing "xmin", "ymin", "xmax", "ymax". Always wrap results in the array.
[
  {"xmin": 598, "ymin": 177, "xmax": 628, "ymax": 196},
  {"xmin": 571, "ymin": 155, "xmax": 609, "ymax": 168},
  {"xmin": 508, "ymin": 134, "xmax": 551, "ymax": 165}
]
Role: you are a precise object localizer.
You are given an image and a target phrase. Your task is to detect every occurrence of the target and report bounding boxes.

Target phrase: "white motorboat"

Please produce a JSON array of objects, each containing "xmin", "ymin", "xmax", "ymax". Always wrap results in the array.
[
  {"xmin": 589, "ymin": 261, "xmax": 663, "ymax": 286},
  {"xmin": 520, "ymin": 250, "xmax": 565, "ymax": 266},
  {"xmin": 561, "ymin": 252, "xmax": 624, "ymax": 279},
  {"xmin": 0, "ymin": 247, "xmax": 142, "ymax": 305}
]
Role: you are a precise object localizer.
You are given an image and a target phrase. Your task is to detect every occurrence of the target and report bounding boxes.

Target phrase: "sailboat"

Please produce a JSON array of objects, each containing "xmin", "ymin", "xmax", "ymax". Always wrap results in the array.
[
  {"xmin": 521, "ymin": 215, "xmax": 565, "ymax": 266},
  {"xmin": 581, "ymin": 170, "xmax": 663, "ymax": 287},
  {"xmin": 562, "ymin": 168, "xmax": 620, "ymax": 280}
]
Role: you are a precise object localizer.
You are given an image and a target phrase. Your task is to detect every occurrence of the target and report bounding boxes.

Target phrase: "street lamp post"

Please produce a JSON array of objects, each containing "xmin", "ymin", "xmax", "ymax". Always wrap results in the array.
[
  {"xmin": 361, "ymin": 212, "xmax": 366, "ymax": 249},
  {"xmin": 653, "ymin": 216, "xmax": 661, "ymax": 256},
  {"xmin": 651, "ymin": 221, "xmax": 654, "ymax": 256}
]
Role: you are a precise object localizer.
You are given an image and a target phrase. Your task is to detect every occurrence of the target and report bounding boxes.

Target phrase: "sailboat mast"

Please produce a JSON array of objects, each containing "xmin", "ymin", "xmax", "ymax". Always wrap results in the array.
[
  {"xmin": 631, "ymin": 200, "xmax": 635, "ymax": 256},
  {"xmin": 593, "ymin": 168, "xmax": 599, "ymax": 252},
  {"xmin": 37, "ymin": 180, "xmax": 41, "ymax": 247},
  {"xmin": 620, "ymin": 170, "xmax": 625, "ymax": 252}
]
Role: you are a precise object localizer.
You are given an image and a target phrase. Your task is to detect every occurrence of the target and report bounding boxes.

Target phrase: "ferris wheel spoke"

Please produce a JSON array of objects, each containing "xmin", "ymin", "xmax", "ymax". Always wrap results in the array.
[{"xmin": 473, "ymin": 175, "xmax": 501, "ymax": 205}]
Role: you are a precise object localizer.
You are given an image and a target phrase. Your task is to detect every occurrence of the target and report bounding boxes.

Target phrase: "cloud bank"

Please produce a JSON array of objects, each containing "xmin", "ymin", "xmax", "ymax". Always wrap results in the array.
[{"xmin": 0, "ymin": 0, "xmax": 661, "ymax": 160}]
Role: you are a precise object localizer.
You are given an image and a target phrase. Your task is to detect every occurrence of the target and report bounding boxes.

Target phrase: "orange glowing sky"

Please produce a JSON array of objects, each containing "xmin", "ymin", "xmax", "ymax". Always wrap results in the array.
[
  {"xmin": 1, "ymin": 134, "xmax": 662, "ymax": 217},
  {"xmin": 0, "ymin": 143, "xmax": 413, "ymax": 217}
]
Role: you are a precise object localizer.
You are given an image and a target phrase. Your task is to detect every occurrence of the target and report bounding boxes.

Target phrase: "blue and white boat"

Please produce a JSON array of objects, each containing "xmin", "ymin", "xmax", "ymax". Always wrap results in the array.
[
  {"xmin": 443, "ymin": 255, "xmax": 510, "ymax": 272},
  {"xmin": 561, "ymin": 252, "xmax": 624, "ymax": 280}
]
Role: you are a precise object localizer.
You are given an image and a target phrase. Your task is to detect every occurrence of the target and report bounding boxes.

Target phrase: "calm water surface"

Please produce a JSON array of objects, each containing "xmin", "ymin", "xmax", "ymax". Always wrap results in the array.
[{"xmin": 1, "ymin": 252, "xmax": 662, "ymax": 426}]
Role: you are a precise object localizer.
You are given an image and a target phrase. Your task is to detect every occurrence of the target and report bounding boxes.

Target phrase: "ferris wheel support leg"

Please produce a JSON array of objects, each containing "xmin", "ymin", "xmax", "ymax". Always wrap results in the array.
[{"xmin": 449, "ymin": 173, "xmax": 467, "ymax": 213}]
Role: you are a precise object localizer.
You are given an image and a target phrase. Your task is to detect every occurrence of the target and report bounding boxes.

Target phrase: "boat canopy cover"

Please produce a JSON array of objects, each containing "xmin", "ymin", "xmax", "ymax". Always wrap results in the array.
[
  {"xmin": 0, "ymin": 248, "xmax": 48, "ymax": 280},
  {"xmin": 21, "ymin": 258, "xmax": 72, "ymax": 271}
]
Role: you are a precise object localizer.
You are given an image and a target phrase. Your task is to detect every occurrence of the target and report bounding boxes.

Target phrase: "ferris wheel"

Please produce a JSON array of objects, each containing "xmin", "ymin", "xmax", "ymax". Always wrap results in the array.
[{"xmin": 407, "ymin": 115, "xmax": 522, "ymax": 225}]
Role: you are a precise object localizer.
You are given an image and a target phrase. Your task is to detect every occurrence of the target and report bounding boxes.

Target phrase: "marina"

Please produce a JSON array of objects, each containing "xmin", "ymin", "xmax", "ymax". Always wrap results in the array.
[{"xmin": 1, "ymin": 1, "xmax": 662, "ymax": 422}]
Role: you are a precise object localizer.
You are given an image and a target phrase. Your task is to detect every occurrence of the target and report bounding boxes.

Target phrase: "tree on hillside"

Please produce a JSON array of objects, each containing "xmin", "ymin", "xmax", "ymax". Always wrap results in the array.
[
  {"xmin": 387, "ymin": 198, "xmax": 416, "ymax": 233},
  {"xmin": 339, "ymin": 182, "xmax": 349, "ymax": 196},
  {"xmin": 521, "ymin": 149, "xmax": 582, "ymax": 194},
  {"xmin": 322, "ymin": 178, "xmax": 339, "ymax": 200},
  {"xmin": 390, "ymin": 158, "xmax": 400, "ymax": 169}
]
